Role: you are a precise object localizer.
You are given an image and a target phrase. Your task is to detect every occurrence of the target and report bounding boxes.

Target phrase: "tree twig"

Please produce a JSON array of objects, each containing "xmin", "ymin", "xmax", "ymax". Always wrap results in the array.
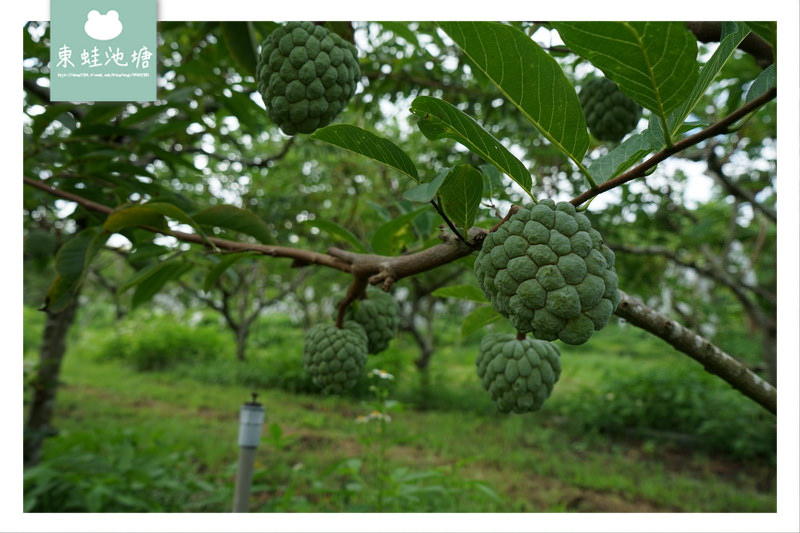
[{"xmin": 570, "ymin": 88, "xmax": 777, "ymax": 207}]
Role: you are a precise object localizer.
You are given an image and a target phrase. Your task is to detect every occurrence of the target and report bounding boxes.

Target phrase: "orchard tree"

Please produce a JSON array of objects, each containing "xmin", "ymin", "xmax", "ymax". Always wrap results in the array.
[{"xmin": 23, "ymin": 21, "xmax": 777, "ymax": 463}]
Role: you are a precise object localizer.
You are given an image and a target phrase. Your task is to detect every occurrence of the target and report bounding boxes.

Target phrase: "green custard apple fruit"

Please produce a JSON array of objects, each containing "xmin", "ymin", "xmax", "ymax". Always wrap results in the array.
[
  {"xmin": 579, "ymin": 76, "xmax": 642, "ymax": 143},
  {"xmin": 256, "ymin": 21, "xmax": 360, "ymax": 135},
  {"xmin": 473, "ymin": 199, "xmax": 620, "ymax": 345},
  {"xmin": 344, "ymin": 287, "xmax": 400, "ymax": 354},
  {"xmin": 476, "ymin": 333, "xmax": 561, "ymax": 413},
  {"xmin": 303, "ymin": 321, "xmax": 367, "ymax": 393}
]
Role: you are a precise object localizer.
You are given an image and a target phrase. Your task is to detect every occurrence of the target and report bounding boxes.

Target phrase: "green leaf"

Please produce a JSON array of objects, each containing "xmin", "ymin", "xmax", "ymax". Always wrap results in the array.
[
  {"xmin": 553, "ymin": 22, "xmax": 698, "ymax": 121},
  {"xmin": 745, "ymin": 64, "xmax": 776, "ymax": 103},
  {"xmin": 45, "ymin": 227, "xmax": 110, "ymax": 311},
  {"xmin": 203, "ymin": 252, "xmax": 256, "ymax": 292},
  {"xmin": 370, "ymin": 206, "xmax": 429, "ymax": 255},
  {"xmin": 143, "ymin": 201, "xmax": 207, "ymax": 238},
  {"xmin": 29, "ymin": 103, "xmax": 78, "ymax": 139},
  {"xmin": 221, "ymin": 91, "xmax": 267, "ymax": 133},
  {"xmin": 221, "ymin": 22, "xmax": 259, "ymax": 77},
  {"xmin": 438, "ymin": 21, "xmax": 590, "ymax": 167},
  {"xmin": 403, "ymin": 169, "xmax": 448, "ymax": 203},
  {"xmin": 311, "ymin": 124, "xmax": 420, "ymax": 183},
  {"xmin": 437, "ymin": 165, "xmax": 483, "ymax": 230},
  {"xmin": 104, "ymin": 205, "xmax": 170, "ymax": 234},
  {"xmin": 129, "ymin": 260, "xmax": 193, "ymax": 309},
  {"xmin": 669, "ymin": 22, "xmax": 750, "ymax": 136},
  {"xmin": 304, "ymin": 219, "xmax": 366, "ymax": 253},
  {"xmin": 192, "ymin": 205, "xmax": 275, "ymax": 245},
  {"xmin": 461, "ymin": 305, "xmax": 503, "ymax": 338},
  {"xmin": 744, "ymin": 22, "xmax": 776, "ymax": 52},
  {"xmin": 587, "ymin": 132, "xmax": 654, "ymax": 182},
  {"xmin": 409, "ymin": 96, "xmax": 532, "ymax": 195},
  {"xmin": 378, "ymin": 21, "xmax": 419, "ymax": 47},
  {"xmin": 432, "ymin": 285, "xmax": 488, "ymax": 303}
]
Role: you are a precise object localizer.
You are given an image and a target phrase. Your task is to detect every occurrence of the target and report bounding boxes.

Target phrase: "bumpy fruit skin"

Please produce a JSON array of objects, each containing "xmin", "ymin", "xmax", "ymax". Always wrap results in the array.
[
  {"xmin": 474, "ymin": 199, "xmax": 619, "ymax": 345},
  {"xmin": 256, "ymin": 21, "xmax": 360, "ymax": 135},
  {"xmin": 344, "ymin": 288, "xmax": 400, "ymax": 354},
  {"xmin": 476, "ymin": 334, "xmax": 561, "ymax": 413},
  {"xmin": 579, "ymin": 77, "xmax": 642, "ymax": 143},
  {"xmin": 303, "ymin": 321, "xmax": 367, "ymax": 393}
]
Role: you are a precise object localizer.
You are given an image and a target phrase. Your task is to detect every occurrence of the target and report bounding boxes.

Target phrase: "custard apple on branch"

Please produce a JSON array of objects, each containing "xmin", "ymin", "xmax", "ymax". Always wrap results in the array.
[
  {"xmin": 579, "ymin": 76, "xmax": 642, "ymax": 143},
  {"xmin": 256, "ymin": 21, "xmax": 360, "ymax": 135},
  {"xmin": 303, "ymin": 321, "xmax": 367, "ymax": 394},
  {"xmin": 474, "ymin": 199, "xmax": 619, "ymax": 345},
  {"xmin": 476, "ymin": 333, "xmax": 561, "ymax": 413},
  {"xmin": 344, "ymin": 287, "xmax": 400, "ymax": 354}
]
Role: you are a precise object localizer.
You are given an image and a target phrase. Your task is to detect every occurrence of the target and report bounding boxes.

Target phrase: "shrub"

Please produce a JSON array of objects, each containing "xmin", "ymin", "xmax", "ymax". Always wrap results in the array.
[
  {"xmin": 93, "ymin": 315, "xmax": 232, "ymax": 371},
  {"xmin": 24, "ymin": 428, "xmax": 224, "ymax": 512},
  {"xmin": 554, "ymin": 360, "xmax": 776, "ymax": 461}
]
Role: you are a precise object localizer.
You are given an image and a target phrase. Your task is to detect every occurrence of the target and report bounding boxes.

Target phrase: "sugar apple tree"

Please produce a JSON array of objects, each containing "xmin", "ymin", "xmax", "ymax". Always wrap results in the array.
[{"xmin": 257, "ymin": 21, "xmax": 360, "ymax": 135}]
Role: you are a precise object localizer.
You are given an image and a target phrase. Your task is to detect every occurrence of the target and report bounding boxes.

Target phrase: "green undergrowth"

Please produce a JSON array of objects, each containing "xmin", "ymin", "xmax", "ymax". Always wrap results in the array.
[{"xmin": 24, "ymin": 306, "xmax": 777, "ymax": 513}]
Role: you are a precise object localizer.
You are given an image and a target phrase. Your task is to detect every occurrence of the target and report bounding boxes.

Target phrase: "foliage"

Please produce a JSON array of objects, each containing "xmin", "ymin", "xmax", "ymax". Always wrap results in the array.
[
  {"xmin": 24, "ymin": 428, "xmax": 224, "ymax": 512},
  {"xmin": 554, "ymin": 360, "xmax": 776, "ymax": 461},
  {"xmin": 92, "ymin": 313, "xmax": 232, "ymax": 371}
]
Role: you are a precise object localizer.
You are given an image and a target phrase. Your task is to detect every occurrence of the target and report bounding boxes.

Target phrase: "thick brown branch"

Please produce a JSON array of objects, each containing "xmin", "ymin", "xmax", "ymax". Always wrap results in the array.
[
  {"xmin": 614, "ymin": 290, "xmax": 776, "ymax": 414},
  {"xmin": 570, "ymin": 87, "xmax": 777, "ymax": 207},
  {"xmin": 686, "ymin": 22, "xmax": 774, "ymax": 68}
]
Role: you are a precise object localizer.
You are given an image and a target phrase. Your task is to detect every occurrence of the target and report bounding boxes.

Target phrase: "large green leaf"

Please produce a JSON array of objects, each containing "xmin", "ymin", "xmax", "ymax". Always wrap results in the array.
[
  {"xmin": 119, "ymin": 258, "xmax": 193, "ymax": 309},
  {"xmin": 461, "ymin": 305, "xmax": 503, "ymax": 338},
  {"xmin": 221, "ymin": 22, "xmax": 259, "ymax": 77},
  {"xmin": 104, "ymin": 205, "xmax": 169, "ymax": 234},
  {"xmin": 438, "ymin": 21, "xmax": 590, "ymax": 167},
  {"xmin": 437, "ymin": 165, "xmax": 484, "ymax": 230},
  {"xmin": 203, "ymin": 252, "xmax": 256, "ymax": 292},
  {"xmin": 669, "ymin": 22, "xmax": 750, "ymax": 136},
  {"xmin": 745, "ymin": 64, "xmax": 776, "ymax": 103},
  {"xmin": 553, "ymin": 22, "xmax": 698, "ymax": 124},
  {"xmin": 311, "ymin": 124, "xmax": 420, "ymax": 183},
  {"xmin": 432, "ymin": 285, "xmax": 488, "ymax": 303},
  {"xmin": 370, "ymin": 206, "xmax": 429, "ymax": 255},
  {"xmin": 409, "ymin": 96, "xmax": 532, "ymax": 195},
  {"xmin": 744, "ymin": 22, "xmax": 776, "ymax": 52},
  {"xmin": 304, "ymin": 219, "xmax": 366, "ymax": 253},
  {"xmin": 403, "ymin": 169, "xmax": 448, "ymax": 203},
  {"xmin": 45, "ymin": 227, "xmax": 110, "ymax": 311},
  {"xmin": 192, "ymin": 205, "xmax": 275, "ymax": 245},
  {"xmin": 588, "ymin": 132, "xmax": 655, "ymax": 183}
]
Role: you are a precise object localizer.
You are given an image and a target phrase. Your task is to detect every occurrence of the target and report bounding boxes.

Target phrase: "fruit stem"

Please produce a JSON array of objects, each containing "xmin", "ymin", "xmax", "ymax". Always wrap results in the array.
[{"xmin": 516, "ymin": 331, "xmax": 526, "ymax": 341}]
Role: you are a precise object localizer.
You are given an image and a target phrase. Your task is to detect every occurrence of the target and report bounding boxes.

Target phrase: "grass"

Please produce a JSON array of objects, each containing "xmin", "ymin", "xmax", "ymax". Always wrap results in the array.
[{"xmin": 25, "ymin": 307, "xmax": 777, "ymax": 513}]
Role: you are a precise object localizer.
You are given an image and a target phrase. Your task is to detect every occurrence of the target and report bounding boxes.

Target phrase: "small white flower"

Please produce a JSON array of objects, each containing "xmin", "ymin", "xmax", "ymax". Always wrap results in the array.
[{"xmin": 369, "ymin": 368, "xmax": 394, "ymax": 380}]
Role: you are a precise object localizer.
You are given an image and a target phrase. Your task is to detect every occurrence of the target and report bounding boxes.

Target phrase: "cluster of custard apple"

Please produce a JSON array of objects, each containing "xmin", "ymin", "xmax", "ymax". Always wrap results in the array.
[
  {"xmin": 472, "ymin": 199, "xmax": 620, "ymax": 413},
  {"xmin": 256, "ymin": 21, "xmax": 360, "ymax": 135},
  {"xmin": 303, "ymin": 288, "xmax": 400, "ymax": 393},
  {"xmin": 476, "ymin": 333, "xmax": 561, "ymax": 414},
  {"xmin": 578, "ymin": 76, "xmax": 642, "ymax": 143}
]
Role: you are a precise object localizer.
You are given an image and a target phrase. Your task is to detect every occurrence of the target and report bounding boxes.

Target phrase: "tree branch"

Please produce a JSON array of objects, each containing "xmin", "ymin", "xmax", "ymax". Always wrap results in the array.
[
  {"xmin": 25, "ymin": 176, "xmax": 777, "ymax": 412},
  {"xmin": 614, "ymin": 290, "xmax": 776, "ymax": 414},
  {"xmin": 706, "ymin": 145, "xmax": 777, "ymax": 223},
  {"xmin": 570, "ymin": 87, "xmax": 777, "ymax": 207}
]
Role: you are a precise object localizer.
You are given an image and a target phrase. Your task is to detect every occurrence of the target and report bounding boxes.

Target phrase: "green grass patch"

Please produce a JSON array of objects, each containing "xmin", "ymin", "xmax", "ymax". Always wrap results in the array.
[{"xmin": 25, "ymin": 306, "xmax": 777, "ymax": 513}]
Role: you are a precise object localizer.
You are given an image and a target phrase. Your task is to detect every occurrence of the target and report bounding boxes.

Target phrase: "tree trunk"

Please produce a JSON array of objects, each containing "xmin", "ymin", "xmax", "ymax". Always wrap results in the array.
[
  {"xmin": 235, "ymin": 325, "xmax": 250, "ymax": 362},
  {"xmin": 24, "ymin": 299, "xmax": 79, "ymax": 467}
]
